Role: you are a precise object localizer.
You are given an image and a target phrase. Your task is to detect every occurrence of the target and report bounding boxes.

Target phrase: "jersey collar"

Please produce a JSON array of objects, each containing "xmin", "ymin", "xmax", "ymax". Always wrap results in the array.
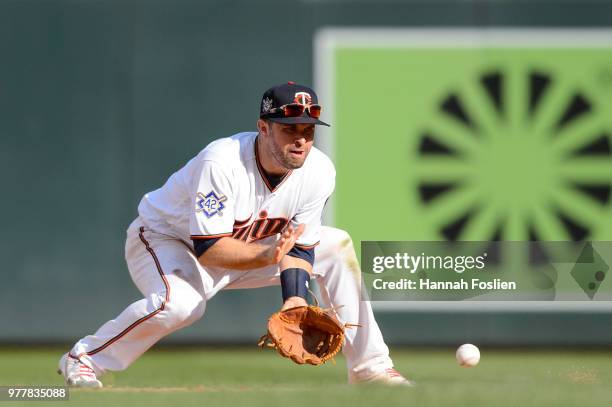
[{"xmin": 254, "ymin": 135, "xmax": 293, "ymax": 193}]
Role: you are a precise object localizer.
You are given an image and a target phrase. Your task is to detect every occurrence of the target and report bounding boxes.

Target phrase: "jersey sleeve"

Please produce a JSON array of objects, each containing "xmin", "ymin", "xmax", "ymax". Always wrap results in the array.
[
  {"xmin": 189, "ymin": 159, "xmax": 235, "ymax": 241},
  {"xmin": 291, "ymin": 170, "xmax": 335, "ymax": 249},
  {"xmin": 287, "ymin": 245, "xmax": 315, "ymax": 265}
]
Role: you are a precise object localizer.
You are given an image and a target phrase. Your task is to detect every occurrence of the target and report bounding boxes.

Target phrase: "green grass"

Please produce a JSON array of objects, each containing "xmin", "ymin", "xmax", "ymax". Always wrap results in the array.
[{"xmin": 1, "ymin": 347, "xmax": 611, "ymax": 406}]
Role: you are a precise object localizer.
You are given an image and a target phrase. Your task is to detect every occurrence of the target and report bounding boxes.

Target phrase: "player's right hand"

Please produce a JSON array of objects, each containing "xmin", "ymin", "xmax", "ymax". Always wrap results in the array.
[{"xmin": 268, "ymin": 224, "xmax": 305, "ymax": 264}]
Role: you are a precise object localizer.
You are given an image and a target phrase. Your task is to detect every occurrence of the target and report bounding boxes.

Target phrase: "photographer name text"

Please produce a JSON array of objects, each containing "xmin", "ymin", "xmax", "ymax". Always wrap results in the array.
[{"xmin": 372, "ymin": 278, "xmax": 516, "ymax": 291}]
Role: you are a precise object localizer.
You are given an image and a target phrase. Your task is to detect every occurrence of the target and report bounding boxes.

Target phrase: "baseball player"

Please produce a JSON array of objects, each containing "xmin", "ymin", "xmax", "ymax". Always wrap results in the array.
[{"xmin": 58, "ymin": 82, "xmax": 413, "ymax": 387}]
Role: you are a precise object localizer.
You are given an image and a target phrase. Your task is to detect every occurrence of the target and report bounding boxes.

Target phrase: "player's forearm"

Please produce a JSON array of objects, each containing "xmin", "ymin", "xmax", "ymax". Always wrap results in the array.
[
  {"xmin": 280, "ymin": 255, "xmax": 313, "ymax": 274},
  {"xmin": 198, "ymin": 237, "xmax": 274, "ymax": 270}
]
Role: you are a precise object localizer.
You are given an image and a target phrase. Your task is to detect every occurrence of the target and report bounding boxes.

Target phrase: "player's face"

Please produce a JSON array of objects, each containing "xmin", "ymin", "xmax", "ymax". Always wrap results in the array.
[{"xmin": 262, "ymin": 121, "xmax": 315, "ymax": 171}]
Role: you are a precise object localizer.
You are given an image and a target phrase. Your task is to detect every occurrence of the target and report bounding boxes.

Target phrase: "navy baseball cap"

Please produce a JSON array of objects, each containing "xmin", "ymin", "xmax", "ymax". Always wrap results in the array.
[{"xmin": 259, "ymin": 82, "xmax": 330, "ymax": 127}]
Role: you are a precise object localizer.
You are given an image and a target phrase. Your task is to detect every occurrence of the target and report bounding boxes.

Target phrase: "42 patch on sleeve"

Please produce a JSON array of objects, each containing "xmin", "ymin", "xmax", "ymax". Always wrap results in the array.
[{"xmin": 196, "ymin": 191, "xmax": 227, "ymax": 218}]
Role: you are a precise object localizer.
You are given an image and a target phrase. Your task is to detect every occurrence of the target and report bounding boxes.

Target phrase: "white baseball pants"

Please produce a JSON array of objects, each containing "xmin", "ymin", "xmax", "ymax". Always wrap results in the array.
[{"xmin": 69, "ymin": 218, "xmax": 393, "ymax": 381}]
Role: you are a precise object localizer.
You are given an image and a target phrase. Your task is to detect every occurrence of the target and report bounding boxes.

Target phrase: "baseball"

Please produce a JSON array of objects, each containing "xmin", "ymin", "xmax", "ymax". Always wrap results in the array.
[{"xmin": 456, "ymin": 344, "xmax": 480, "ymax": 367}]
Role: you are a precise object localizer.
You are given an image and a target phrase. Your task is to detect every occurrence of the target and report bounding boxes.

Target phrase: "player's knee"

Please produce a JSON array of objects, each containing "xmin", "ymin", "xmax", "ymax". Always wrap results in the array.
[
  {"xmin": 318, "ymin": 227, "xmax": 361, "ymax": 280},
  {"xmin": 162, "ymin": 295, "xmax": 206, "ymax": 329},
  {"xmin": 325, "ymin": 227, "xmax": 354, "ymax": 252}
]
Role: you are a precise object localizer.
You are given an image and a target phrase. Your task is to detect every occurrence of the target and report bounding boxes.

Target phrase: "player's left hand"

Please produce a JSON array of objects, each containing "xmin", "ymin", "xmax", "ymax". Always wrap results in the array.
[
  {"xmin": 258, "ymin": 304, "xmax": 350, "ymax": 366},
  {"xmin": 280, "ymin": 296, "xmax": 308, "ymax": 311}
]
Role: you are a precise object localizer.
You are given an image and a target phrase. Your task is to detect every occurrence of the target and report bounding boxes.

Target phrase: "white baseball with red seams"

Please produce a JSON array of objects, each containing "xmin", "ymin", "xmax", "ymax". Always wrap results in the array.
[{"xmin": 456, "ymin": 344, "xmax": 480, "ymax": 367}]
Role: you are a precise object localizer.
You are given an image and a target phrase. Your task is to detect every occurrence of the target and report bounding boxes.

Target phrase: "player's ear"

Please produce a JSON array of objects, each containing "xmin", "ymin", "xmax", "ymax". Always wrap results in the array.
[{"xmin": 257, "ymin": 119, "xmax": 270, "ymax": 137}]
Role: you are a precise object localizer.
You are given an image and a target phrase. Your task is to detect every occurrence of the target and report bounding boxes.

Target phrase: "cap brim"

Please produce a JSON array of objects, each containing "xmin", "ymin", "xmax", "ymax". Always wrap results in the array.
[{"xmin": 267, "ymin": 116, "xmax": 330, "ymax": 127}]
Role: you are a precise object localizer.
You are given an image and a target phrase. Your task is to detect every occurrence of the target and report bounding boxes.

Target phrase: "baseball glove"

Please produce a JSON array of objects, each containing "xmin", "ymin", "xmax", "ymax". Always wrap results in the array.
[{"xmin": 257, "ymin": 305, "xmax": 358, "ymax": 365}]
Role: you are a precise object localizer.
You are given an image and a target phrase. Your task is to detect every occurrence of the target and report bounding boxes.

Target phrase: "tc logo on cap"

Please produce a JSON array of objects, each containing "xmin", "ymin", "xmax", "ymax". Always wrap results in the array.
[{"xmin": 294, "ymin": 92, "xmax": 312, "ymax": 106}]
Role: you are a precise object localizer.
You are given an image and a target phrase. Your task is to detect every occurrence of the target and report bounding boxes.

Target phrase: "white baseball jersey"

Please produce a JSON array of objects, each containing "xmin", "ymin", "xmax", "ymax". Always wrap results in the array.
[{"xmin": 137, "ymin": 132, "xmax": 335, "ymax": 251}]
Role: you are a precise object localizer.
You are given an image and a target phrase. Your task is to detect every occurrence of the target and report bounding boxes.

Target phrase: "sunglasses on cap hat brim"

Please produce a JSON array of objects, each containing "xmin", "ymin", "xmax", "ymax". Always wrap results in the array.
[{"xmin": 261, "ymin": 103, "xmax": 330, "ymax": 127}]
